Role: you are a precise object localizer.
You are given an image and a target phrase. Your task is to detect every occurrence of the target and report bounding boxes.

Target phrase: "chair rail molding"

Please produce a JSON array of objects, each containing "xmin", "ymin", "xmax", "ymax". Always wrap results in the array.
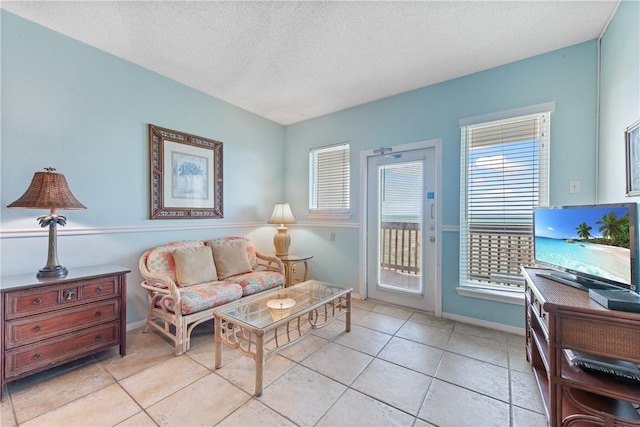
[{"xmin": 0, "ymin": 222, "xmax": 260, "ymax": 239}]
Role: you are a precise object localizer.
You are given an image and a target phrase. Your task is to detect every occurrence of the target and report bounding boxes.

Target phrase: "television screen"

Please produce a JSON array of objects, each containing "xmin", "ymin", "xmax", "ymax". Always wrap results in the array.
[{"xmin": 533, "ymin": 203, "xmax": 637, "ymax": 292}]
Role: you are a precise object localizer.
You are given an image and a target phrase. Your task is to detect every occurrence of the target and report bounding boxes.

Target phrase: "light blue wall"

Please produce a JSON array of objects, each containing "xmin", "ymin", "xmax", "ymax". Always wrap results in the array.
[
  {"xmin": 2, "ymin": 5, "xmax": 636, "ymax": 330},
  {"xmin": 598, "ymin": 0, "xmax": 640, "ymax": 203},
  {"xmin": 286, "ymin": 40, "xmax": 600, "ymax": 328},
  {"xmin": 0, "ymin": 11, "xmax": 286, "ymax": 324}
]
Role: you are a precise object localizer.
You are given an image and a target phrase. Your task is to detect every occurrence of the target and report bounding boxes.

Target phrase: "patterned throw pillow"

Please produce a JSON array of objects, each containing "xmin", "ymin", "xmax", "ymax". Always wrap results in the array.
[
  {"xmin": 146, "ymin": 240, "xmax": 204, "ymax": 283},
  {"xmin": 207, "ymin": 237, "xmax": 258, "ymax": 269},
  {"xmin": 173, "ymin": 246, "xmax": 218, "ymax": 286},
  {"xmin": 210, "ymin": 239, "xmax": 253, "ymax": 279}
]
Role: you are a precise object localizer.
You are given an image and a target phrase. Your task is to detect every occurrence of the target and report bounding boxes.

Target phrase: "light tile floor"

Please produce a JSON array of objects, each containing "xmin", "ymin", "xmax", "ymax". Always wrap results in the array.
[{"xmin": 1, "ymin": 299, "xmax": 547, "ymax": 427}]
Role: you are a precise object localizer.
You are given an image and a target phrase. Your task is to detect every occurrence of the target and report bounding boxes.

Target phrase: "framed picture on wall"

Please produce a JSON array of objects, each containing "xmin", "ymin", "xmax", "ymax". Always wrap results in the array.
[
  {"xmin": 626, "ymin": 119, "xmax": 640, "ymax": 197},
  {"xmin": 149, "ymin": 124, "xmax": 223, "ymax": 219}
]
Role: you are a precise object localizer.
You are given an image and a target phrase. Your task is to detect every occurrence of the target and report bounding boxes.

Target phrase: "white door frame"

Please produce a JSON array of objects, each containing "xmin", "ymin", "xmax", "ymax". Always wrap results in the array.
[{"xmin": 359, "ymin": 138, "xmax": 443, "ymax": 316}]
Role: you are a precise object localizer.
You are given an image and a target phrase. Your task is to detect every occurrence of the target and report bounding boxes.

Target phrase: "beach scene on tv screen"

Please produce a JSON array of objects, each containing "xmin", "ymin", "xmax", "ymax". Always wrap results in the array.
[{"xmin": 535, "ymin": 206, "xmax": 631, "ymax": 285}]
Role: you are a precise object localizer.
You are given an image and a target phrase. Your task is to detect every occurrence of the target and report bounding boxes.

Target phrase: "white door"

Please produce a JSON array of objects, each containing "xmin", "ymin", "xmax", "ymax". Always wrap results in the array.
[{"xmin": 366, "ymin": 146, "xmax": 437, "ymax": 312}]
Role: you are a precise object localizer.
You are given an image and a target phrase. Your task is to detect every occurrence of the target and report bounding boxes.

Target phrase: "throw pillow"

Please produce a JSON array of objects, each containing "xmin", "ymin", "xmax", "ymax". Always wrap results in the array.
[
  {"xmin": 207, "ymin": 237, "xmax": 258, "ymax": 269},
  {"xmin": 173, "ymin": 246, "xmax": 218, "ymax": 286},
  {"xmin": 211, "ymin": 239, "xmax": 253, "ymax": 279}
]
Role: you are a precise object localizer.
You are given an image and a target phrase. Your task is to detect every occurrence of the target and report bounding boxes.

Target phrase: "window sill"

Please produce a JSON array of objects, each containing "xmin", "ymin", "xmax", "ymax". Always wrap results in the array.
[{"xmin": 456, "ymin": 286, "xmax": 525, "ymax": 306}]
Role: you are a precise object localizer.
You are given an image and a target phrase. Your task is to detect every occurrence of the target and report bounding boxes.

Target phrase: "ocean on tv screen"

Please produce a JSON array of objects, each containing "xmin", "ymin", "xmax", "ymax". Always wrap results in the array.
[{"xmin": 535, "ymin": 237, "xmax": 630, "ymax": 284}]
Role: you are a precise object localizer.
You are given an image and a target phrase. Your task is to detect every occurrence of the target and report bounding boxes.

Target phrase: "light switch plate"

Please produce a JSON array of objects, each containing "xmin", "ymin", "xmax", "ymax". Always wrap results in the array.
[{"xmin": 569, "ymin": 180, "xmax": 581, "ymax": 193}]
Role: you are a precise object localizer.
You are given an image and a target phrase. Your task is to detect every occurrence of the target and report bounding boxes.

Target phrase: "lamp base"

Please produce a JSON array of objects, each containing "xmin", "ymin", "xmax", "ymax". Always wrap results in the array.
[
  {"xmin": 37, "ymin": 265, "xmax": 68, "ymax": 278},
  {"xmin": 273, "ymin": 226, "xmax": 291, "ymax": 256}
]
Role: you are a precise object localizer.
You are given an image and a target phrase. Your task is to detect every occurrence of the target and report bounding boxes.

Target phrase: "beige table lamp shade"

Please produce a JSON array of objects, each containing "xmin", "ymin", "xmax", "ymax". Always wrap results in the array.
[{"xmin": 267, "ymin": 203, "xmax": 296, "ymax": 256}]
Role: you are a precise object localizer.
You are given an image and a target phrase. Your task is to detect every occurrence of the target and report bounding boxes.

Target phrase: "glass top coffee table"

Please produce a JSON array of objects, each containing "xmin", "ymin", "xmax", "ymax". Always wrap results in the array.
[{"xmin": 213, "ymin": 280, "xmax": 352, "ymax": 396}]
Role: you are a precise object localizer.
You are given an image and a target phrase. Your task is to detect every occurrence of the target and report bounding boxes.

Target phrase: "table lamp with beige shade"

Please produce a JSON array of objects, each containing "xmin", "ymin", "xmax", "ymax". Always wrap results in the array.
[
  {"xmin": 7, "ymin": 167, "xmax": 86, "ymax": 278},
  {"xmin": 267, "ymin": 202, "xmax": 296, "ymax": 256}
]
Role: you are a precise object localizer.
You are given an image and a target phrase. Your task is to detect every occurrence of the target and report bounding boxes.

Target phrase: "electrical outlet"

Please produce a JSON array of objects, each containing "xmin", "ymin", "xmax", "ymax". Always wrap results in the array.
[
  {"xmin": 569, "ymin": 180, "xmax": 581, "ymax": 194},
  {"xmin": 330, "ymin": 232, "xmax": 336, "ymax": 241}
]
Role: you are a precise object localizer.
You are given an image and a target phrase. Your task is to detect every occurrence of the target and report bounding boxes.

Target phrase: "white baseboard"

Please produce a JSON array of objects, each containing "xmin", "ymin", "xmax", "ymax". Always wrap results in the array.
[
  {"xmin": 442, "ymin": 311, "xmax": 525, "ymax": 336},
  {"xmin": 126, "ymin": 319, "xmax": 147, "ymax": 332}
]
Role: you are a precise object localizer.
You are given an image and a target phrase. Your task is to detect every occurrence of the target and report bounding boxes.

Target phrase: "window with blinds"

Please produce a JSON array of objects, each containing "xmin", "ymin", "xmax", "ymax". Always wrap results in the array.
[
  {"xmin": 460, "ymin": 112, "xmax": 550, "ymax": 289},
  {"xmin": 309, "ymin": 143, "xmax": 350, "ymax": 215}
]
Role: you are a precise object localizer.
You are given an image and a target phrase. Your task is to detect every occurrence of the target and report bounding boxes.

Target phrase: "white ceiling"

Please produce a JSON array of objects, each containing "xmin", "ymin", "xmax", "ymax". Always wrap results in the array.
[{"xmin": 2, "ymin": 1, "xmax": 619, "ymax": 125}]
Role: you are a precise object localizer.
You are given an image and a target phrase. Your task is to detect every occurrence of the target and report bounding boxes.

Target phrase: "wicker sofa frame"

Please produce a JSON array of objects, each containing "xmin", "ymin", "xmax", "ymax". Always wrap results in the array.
[{"xmin": 139, "ymin": 238, "xmax": 284, "ymax": 355}]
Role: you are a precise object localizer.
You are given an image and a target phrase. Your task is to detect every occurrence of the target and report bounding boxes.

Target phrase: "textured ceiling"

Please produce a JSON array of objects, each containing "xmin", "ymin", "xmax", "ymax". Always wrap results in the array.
[{"xmin": 1, "ymin": 1, "xmax": 619, "ymax": 125}]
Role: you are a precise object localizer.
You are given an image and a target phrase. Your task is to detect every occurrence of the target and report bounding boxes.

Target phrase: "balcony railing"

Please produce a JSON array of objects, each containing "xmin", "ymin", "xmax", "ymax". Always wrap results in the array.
[
  {"xmin": 466, "ymin": 223, "xmax": 534, "ymax": 287},
  {"xmin": 380, "ymin": 222, "xmax": 420, "ymax": 274},
  {"xmin": 379, "ymin": 221, "xmax": 534, "ymax": 289}
]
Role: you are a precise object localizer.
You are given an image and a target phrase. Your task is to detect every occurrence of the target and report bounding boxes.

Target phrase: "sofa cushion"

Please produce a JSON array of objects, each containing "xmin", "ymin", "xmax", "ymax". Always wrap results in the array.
[
  {"xmin": 158, "ymin": 281, "xmax": 243, "ymax": 315},
  {"xmin": 180, "ymin": 282, "xmax": 243, "ymax": 314},
  {"xmin": 225, "ymin": 269, "xmax": 284, "ymax": 297},
  {"xmin": 146, "ymin": 240, "xmax": 205, "ymax": 283},
  {"xmin": 210, "ymin": 239, "xmax": 253, "ymax": 279},
  {"xmin": 173, "ymin": 246, "xmax": 217, "ymax": 286},
  {"xmin": 207, "ymin": 237, "xmax": 258, "ymax": 270}
]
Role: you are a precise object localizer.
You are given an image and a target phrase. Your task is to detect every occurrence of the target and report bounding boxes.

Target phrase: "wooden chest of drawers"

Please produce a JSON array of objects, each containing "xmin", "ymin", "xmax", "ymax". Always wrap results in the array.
[{"xmin": 0, "ymin": 265, "xmax": 129, "ymax": 398}]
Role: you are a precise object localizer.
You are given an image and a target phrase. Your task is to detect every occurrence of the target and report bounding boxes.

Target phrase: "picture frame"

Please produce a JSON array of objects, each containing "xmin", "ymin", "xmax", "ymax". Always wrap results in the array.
[
  {"xmin": 625, "ymin": 119, "xmax": 640, "ymax": 197},
  {"xmin": 149, "ymin": 124, "xmax": 223, "ymax": 219}
]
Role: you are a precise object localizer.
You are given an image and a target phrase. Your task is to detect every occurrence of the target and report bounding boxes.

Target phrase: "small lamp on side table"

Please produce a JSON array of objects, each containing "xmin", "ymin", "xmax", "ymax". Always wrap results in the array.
[
  {"xmin": 267, "ymin": 202, "xmax": 296, "ymax": 256},
  {"xmin": 7, "ymin": 167, "xmax": 86, "ymax": 278}
]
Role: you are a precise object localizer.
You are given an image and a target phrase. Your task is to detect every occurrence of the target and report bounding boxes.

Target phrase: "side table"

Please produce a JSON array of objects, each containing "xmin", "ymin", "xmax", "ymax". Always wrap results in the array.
[{"xmin": 277, "ymin": 254, "xmax": 312, "ymax": 287}]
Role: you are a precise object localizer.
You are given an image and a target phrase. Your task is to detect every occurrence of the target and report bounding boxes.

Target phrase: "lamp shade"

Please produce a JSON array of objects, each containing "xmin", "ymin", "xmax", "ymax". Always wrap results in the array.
[
  {"xmin": 7, "ymin": 168, "xmax": 86, "ymax": 210},
  {"xmin": 267, "ymin": 203, "xmax": 296, "ymax": 225},
  {"xmin": 7, "ymin": 168, "xmax": 86, "ymax": 278}
]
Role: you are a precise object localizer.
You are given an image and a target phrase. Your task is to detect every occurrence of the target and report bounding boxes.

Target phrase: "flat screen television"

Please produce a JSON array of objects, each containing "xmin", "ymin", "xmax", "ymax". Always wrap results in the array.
[{"xmin": 533, "ymin": 203, "xmax": 638, "ymax": 293}]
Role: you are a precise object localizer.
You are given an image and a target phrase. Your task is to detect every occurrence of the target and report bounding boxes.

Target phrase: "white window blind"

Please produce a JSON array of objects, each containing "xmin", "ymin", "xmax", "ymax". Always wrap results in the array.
[
  {"xmin": 460, "ymin": 112, "xmax": 550, "ymax": 289},
  {"xmin": 380, "ymin": 161, "xmax": 422, "ymax": 222},
  {"xmin": 309, "ymin": 143, "xmax": 350, "ymax": 215}
]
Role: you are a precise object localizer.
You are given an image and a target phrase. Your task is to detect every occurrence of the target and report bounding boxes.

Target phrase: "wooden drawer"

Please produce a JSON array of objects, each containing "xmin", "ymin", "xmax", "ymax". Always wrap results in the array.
[
  {"xmin": 527, "ymin": 286, "xmax": 549, "ymax": 338},
  {"xmin": 4, "ymin": 299, "xmax": 120, "ymax": 349},
  {"xmin": 3, "ymin": 322, "xmax": 120, "ymax": 381},
  {"xmin": 4, "ymin": 276, "xmax": 121, "ymax": 320},
  {"xmin": 558, "ymin": 315, "xmax": 640, "ymax": 363}
]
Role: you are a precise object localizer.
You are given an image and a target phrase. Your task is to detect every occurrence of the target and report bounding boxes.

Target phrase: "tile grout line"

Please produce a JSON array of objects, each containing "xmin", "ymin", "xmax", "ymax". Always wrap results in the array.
[{"xmin": 5, "ymin": 302, "xmax": 545, "ymax": 427}]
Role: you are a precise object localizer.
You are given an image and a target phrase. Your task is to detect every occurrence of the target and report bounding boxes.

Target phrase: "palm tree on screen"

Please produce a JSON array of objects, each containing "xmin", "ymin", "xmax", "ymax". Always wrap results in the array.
[
  {"xmin": 576, "ymin": 222, "xmax": 592, "ymax": 240},
  {"xmin": 596, "ymin": 212, "xmax": 629, "ymax": 247}
]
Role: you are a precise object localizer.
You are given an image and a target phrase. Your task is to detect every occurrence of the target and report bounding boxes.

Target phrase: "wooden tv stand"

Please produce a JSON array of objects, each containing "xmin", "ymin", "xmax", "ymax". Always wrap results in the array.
[{"xmin": 522, "ymin": 267, "xmax": 640, "ymax": 427}]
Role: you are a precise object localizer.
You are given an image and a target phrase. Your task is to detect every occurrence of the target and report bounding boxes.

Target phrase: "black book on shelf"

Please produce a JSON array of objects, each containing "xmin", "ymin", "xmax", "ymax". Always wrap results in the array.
[{"xmin": 588, "ymin": 288, "xmax": 640, "ymax": 313}]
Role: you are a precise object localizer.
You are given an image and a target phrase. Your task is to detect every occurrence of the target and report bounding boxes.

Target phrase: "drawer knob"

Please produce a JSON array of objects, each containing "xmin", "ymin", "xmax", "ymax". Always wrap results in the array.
[
  {"xmin": 95, "ymin": 334, "xmax": 102, "ymax": 341},
  {"xmin": 96, "ymin": 286, "xmax": 103, "ymax": 293},
  {"xmin": 33, "ymin": 353, "xmax": 41, "ymax": 360},
  {"xmin": 95, "ymin": 311, "xmax": 102, "ymax": 317},
  {"xmin": 33, "ymin": 325, "xmax": 41, "ymax": 332},
  {"xmin": 63, "ymin": 289, "xmax": 77, "ymax": 300},
  {"xmin": 32, "ymin": 297, "xmax": 42, "ymax": 305}
]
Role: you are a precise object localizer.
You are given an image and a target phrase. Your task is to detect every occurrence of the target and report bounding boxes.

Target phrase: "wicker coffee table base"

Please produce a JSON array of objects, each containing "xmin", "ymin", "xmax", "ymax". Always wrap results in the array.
[{"xmin": 213, "ymin": 289, "xmax": 351, "ymax": 396}]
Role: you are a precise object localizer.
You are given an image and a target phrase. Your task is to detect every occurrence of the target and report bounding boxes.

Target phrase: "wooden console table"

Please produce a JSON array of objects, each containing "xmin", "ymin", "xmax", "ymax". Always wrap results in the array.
[
  {"xmin": 0, "ymin": 264, "xmax": 129, "ymax": 399},
  {"xmin": 522, "ymin": 267, "xmax": 640, "ymax": 426}
]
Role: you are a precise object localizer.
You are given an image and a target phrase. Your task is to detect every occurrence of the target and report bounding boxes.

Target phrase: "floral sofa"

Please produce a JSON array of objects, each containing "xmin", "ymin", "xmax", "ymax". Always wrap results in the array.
[{"xmin": 139, "ymin": 237, "xmax": 284, "ymax": 355}]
